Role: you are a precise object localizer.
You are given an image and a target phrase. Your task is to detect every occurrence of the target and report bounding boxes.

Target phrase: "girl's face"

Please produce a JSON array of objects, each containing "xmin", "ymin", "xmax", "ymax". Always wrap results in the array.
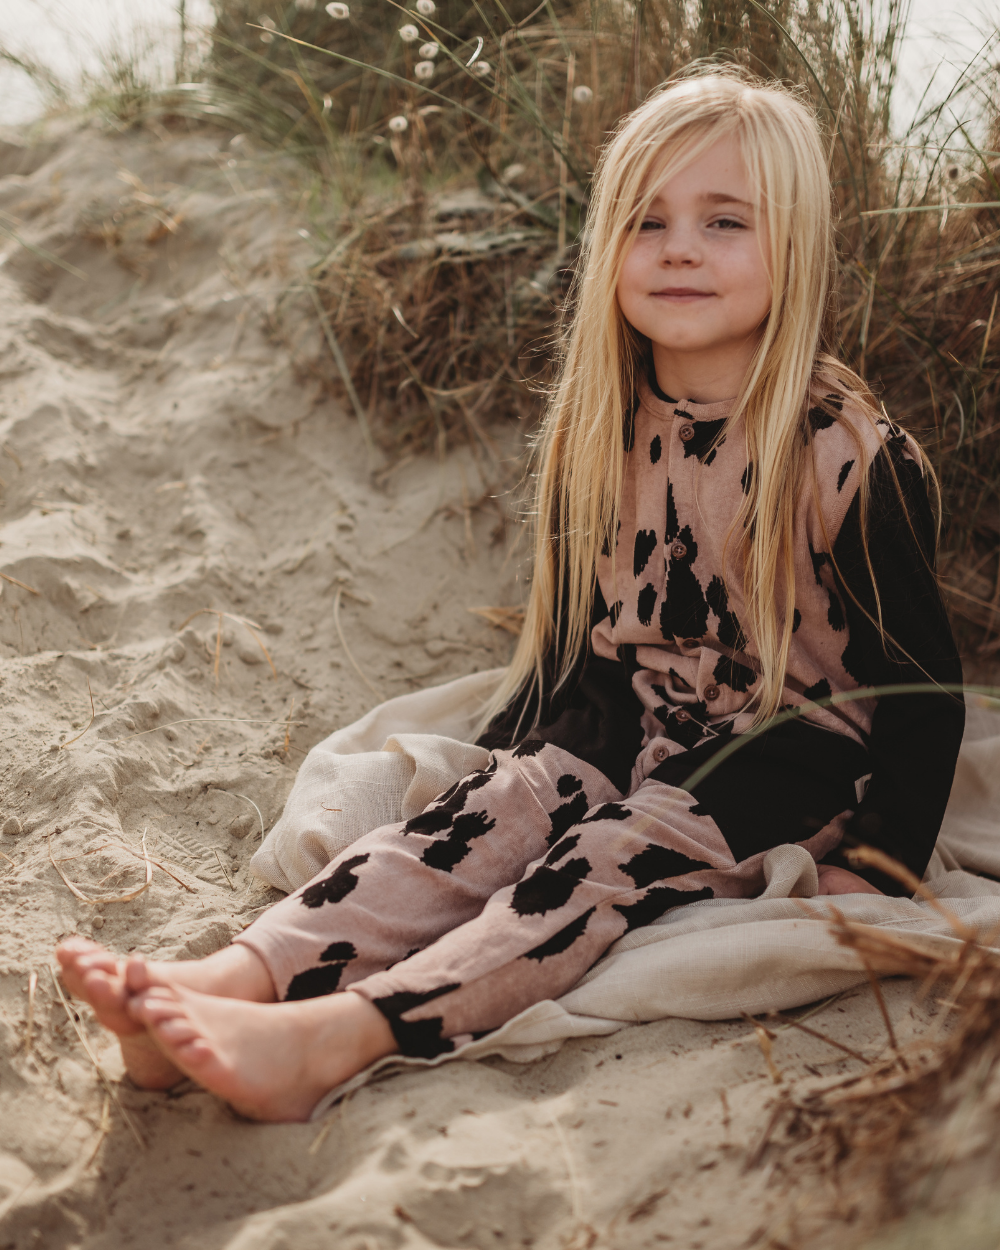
[{"xmin": 616, "ymin": 136, "xmax": 772, "ymax": 377}]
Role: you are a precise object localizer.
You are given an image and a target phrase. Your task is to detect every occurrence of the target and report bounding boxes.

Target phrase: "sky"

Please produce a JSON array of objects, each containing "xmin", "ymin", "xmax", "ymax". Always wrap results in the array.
[{"xmin": 0, "ymin": 0, "xmax": 994, "ymax": 132}]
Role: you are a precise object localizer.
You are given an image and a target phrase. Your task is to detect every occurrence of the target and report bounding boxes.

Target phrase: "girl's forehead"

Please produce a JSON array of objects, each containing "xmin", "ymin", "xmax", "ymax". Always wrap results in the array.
[{"xmin": 641, "ymin": 136, "xmax": 756, "ymax": 205}]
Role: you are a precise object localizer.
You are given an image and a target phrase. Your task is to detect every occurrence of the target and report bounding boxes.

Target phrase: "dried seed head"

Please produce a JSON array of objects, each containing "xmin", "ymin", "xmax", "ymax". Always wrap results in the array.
[
  {"xmin": 419, "ymin": 41, "xmax": 439, "ymax": 58},
  {"xmin": 322, "ymin": 94, "xmax": 333, "ymax": 113},
  {"xmin": 326, "ymin": 1, "xmax": 350, "ymax": 16},
  {"xmin": 388, "ymin": 114, "xmax": 409, "ymax": 132},
  {"xmin": 947, "ymin": 164, "xmax": 960, "ymax": 180},
  {"xmin": 416, "ymin": 0, "xmax": 436, "ymax": 14},
  {"xmin": 260, "ymin": 31, "xmax": 274, "ymax": 42},
  {"xmin": 472, "ymin": 60, "xmax": 492, "ymax": 78},
  {"xmin": 573, "ymin": 84, "xmax": 593, "ymax": 104},
  {"xmin": 502, "ymin": 162, "xmax": 525, "ymax": 182},
  {"xmin": 260, "ymin": 15, "xmax": 277, "ymax": 28},
  {"xmin": 399, "ymin": 23, "xmax": 420, "ymax": 41},
  {"xmin": 414, "ymin": 59, "xmax": 435, "ymax": 80}
]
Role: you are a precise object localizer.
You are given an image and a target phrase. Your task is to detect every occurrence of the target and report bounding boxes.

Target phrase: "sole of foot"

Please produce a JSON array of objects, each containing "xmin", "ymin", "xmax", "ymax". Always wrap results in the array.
[{"xmin": 128, "ymin": 986, "xmax": 395, "ymax": 1122}]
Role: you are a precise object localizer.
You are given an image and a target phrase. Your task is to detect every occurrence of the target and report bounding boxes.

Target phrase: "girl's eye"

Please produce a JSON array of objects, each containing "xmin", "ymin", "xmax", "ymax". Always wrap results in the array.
[
  {"xmin": 639, "ymin": 219, "xmax": 664, "ymax": 231},
  {"xmin": 711, "ymin": 216, "xmax": 746, "ymax": 231}
]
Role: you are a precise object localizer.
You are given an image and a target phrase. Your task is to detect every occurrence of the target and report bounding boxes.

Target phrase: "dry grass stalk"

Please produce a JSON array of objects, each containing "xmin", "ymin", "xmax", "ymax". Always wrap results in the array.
[
  {"xmin": 60, "ymin": 679, "xmax": 96, "ymax": 750},
  {"xmin": 213, "ymin": 847, "xmax": 236, "ymax": 891},
  {"xmin": 48, "ymin": 828, "xmax": 153, "ymax": 905},
  {"xmin": 49, "ymin": 969, "xmax": 145, "ymax": 1151},
  {"xmin": 24, "ymin": 970, "xmax": 37, "ymax": 1055},
  {"xmin": 112, "ymin": 714, "xmax": 306, "ymax": 745},
  {"xmin": 468, "ymin": 605, "xmax": 525, "ymax": 635},
  {"xmin": 176, "ymin": 608, "xmax": 278, "ymax": 682},
  {"xmin": 755, "ymin": 856, "xmax": 1000, "ymax": 1238},
  {"xmin": 0, "ymin": 571, "xmax": 41, "ymax": 595},
  {"xmin": 333, "ymin": 586, "xmax": 382, "ymax": 697}
]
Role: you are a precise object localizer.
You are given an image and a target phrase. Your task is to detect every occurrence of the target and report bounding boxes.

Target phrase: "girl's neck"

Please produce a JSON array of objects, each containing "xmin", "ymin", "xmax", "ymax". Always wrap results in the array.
[{"xmin": 649, "ymin": 335, "xmax": 759, "ymax": 405}]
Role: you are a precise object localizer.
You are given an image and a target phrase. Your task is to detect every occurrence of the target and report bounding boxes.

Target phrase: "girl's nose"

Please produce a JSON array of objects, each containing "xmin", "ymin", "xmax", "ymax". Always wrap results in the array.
[{"xmin": 657, "ymin": 223, "xmax": 701, "ymax": 266}]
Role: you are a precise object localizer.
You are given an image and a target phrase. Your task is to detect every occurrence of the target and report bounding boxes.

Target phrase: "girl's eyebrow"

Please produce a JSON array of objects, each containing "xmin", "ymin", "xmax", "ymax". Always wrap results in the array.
[{"xmin": 701, "ymin": 191, "xmax": 754, "ymax": 208}]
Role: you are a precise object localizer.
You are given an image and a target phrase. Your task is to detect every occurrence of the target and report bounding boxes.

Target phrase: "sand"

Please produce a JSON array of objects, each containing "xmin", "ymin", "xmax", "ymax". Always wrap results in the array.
[{"xmin": 0, "ymin": 121, "xmax": 967, "ymax": 1250}]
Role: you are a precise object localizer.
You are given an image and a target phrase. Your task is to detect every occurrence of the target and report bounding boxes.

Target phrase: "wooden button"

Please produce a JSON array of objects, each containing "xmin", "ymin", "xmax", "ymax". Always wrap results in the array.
[
  {"xmin": 704, "ymin": 684, "xmax": 721, "ymax": 701},
  {"xmin": 670, "ymin": 541, "xmax": 687, "ymax": 560},
  {"xmin": 674, "ymin": 709, "xmax": 691, "ymax": 723},
  {"xmin": 678, "ymin": 423, "xmax": 695, "ymax": 442},
  {"xmin": 652, "ymin": 743, "xmax": 669, "ymax": 761}
]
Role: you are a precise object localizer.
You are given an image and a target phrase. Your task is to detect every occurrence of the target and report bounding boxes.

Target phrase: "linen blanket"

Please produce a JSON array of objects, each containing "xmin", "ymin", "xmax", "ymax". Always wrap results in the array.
[{"xmin": 248, "ymin": 669, "xmax": 1000, "ymax": 1115}]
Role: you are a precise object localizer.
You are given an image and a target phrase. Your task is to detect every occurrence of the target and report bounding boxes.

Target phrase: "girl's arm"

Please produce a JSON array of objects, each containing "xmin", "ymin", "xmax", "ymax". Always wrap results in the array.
[{"xmin": 824, "ymin": 441, "xmax": 965, "ymax": 896}]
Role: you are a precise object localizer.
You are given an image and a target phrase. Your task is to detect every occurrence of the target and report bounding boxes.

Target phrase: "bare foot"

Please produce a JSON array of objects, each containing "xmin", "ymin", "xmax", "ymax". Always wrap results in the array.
[
  {"xmin": 55, "ymin": 939, "xmax": 182, "ymax": 1090},
  {"xmin": 128, "ymin": 986, "xmax": 398, "ymax": 1122},
  {"xmin": 56, "ymin": 938, "xmax": 277, "ymax": 1091}
]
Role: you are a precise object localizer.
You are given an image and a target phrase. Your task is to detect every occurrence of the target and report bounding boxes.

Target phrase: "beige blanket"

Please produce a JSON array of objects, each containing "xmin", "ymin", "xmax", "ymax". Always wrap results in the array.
[{"xmin": 249, "ymin": 669, "xmax": 1000, "ymax": 1116}]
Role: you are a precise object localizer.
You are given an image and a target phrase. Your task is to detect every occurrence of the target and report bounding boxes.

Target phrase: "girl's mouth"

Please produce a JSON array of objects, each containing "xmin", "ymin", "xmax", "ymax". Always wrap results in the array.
[{"xmin": 652, "ymin": 288, "xmax": 713, "ymax": 300}]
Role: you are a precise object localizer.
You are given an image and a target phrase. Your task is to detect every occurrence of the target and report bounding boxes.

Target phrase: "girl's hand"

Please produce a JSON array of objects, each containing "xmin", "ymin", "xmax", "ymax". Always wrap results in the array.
[{"xmin": 816, "ymin": 864, "xmax": 885, "ymax": 896}]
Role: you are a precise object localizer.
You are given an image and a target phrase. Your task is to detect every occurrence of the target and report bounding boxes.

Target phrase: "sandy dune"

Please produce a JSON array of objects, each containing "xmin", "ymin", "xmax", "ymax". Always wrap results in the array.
[{"xmin": 0, "ymin": 123, "xmax": 965, "ymax": 1249}]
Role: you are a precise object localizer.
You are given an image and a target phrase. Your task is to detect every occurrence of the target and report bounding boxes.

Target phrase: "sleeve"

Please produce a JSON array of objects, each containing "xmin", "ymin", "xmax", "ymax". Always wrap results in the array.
[
  {"xmin": 822, "ymin": 443, "xmax": 965, "ymax": 895},
  {"xmin": 476, "ymin": 580, "xmax": 645, "ymax": 794}
]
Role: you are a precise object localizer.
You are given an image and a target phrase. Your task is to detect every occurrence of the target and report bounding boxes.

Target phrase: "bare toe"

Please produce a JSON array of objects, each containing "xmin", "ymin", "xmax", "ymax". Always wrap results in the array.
[{"xmin": 126, "ymin": 987, "xmax": 392, "ymax": 1122}]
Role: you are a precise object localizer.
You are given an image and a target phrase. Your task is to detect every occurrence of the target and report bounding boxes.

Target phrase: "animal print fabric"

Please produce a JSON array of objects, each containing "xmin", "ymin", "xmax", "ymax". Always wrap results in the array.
[
  {"xmin": 591, "ymin": 373, "xmax": 918, "ymax": 779},
  {"xmin": 236, "ymin": 737, "xmax": 848, "ymax": 1058}
]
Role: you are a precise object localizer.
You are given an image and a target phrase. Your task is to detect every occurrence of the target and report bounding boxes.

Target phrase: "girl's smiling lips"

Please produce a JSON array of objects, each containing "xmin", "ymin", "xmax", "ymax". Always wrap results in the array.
[{"xmin": 652, "ymin": 287, "xmax": 714, "ymax": 299}]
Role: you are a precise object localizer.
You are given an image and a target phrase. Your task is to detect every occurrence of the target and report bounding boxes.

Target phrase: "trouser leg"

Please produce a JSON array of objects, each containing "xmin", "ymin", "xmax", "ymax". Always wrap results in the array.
[
  {"xmin": 234, "ymin": 742, "xmax": 621, "ymax": 1001},
  {"xmin": 348, "ymin": 772, "xmax": 789, "ymax": 1057}
]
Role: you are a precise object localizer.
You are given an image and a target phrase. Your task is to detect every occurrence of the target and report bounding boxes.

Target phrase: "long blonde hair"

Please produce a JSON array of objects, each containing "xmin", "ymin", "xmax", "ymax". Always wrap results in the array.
[{"xmin": 483, "ymin": 66, "xmax": 905, "ymax": 735}]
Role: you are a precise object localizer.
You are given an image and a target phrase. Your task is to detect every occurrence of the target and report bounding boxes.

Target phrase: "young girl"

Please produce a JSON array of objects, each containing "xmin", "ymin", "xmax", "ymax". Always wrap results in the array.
[{"xmin": 58, "ymin": 68, "xmax": 965, "ymax": 1123}]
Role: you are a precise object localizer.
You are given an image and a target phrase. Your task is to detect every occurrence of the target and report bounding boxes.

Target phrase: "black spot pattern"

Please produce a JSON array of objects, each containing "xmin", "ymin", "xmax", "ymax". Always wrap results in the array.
[
  {"xmin": 679, "ymin": 416, "xmax": 727, "ymax": 465},
  {"xmin": 618, "ymin": 843, "xmax": 712, "ymax": 887},
  {"xmin": 665, "ymin": 482, "xmax": 678, "ymax": 543},
  {"xmin": 637, "ymin": 582, "xmax": 658, "ymax": 627},
  {"xmin": 705, "ymin": 576, "xmax": 748, "ymax": 651},
  {"xmin": 792, "ymin": 608, "xmax": 802, "ymax": 632},
  {"xmin": 284, "ymin": 963, "xmax": 348, "ymax": 1000},
  {"xmin": 512, "ymin": 737, "xmax": 546, "ymax": 758},
  {"xmin": 403, "ymin": 770, "xmax": 494, "ymax": 837},
  {"xmin": 809, "ymin": 541, "xmax": 830, "ymax": 586},
  {"xmin": 557, "ymin": 773, "xmax": 583, "ymax": 797},
  {"xmin": 634, "ymin": 529, "xmax": 658, "ymax": 578},
  {"xmin": 827, "ymin": 589, "xmax": 846, "ymax": 632},
  {"xmin": 808, "ymin": 405, "xmax": 836, "ymax": 433},
  {"xmin": 741, "ymin": 462, "xmax": 754, "ymax": 494},
  {"xmin": 649, "ymin": 434, "xmax": 661, "ymax": 464},
  {"xmin": 600, "ymin": 518, "xmax": 621, "ymax": 558},
  {"xmin": 803, "ymin": 678, "xmax": 831, "ymax": 702},
  {"xmin": 283, "ymin": 939, "xmax": 359, "ymax": 1001},
  {"xmin": 300, "ymin": 853, "xmax": 369, "ymax": 909},
  {"xmin": 523, "ymin": 907, "xmax": 595, "ymax": 962},
  {"xmin": 545, "ymin": 833, "xmax": 581, "ymax": 865},
  {"xmin": 712, "ymin": 652, "xmax": 756, "ymax": 694},
  {"xmin": 660, "ymin": 526, "xmax": 709, "ymax": 641},
  {"xmin": 511, "ymin": 857, "xmax": 591, "ymax": 916},
  {"xmin": 579, "ymin": 802, "xmax": 632, "ymax": 824},
  {"xmin": 653, "ymin": 699, "xmax": 708, "ymax": 749},
  {"xmin": 613, "ymin": 886, "xmax": 714, "ymax": 931},
  {"xmin": 372, "ymin": 985, "xmax": 461, "ymax": 1058},
  {"xmin": 837, "ymin": 460, "xmax": 855, "ymax": 492},
  {"xmin": 609, "ymin": 600, "xmax": 623, "ymax": 628},
  {"xmin": 421, "ymin": 810, "xmax": 497, "ymax": 871},
  {"xmin": 320, "ymin": 941, "xmax": 356, "ymax": 961},
  {"xmin": 546, "ymin": 790, "xmax": 590, "ymax": 845}
]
